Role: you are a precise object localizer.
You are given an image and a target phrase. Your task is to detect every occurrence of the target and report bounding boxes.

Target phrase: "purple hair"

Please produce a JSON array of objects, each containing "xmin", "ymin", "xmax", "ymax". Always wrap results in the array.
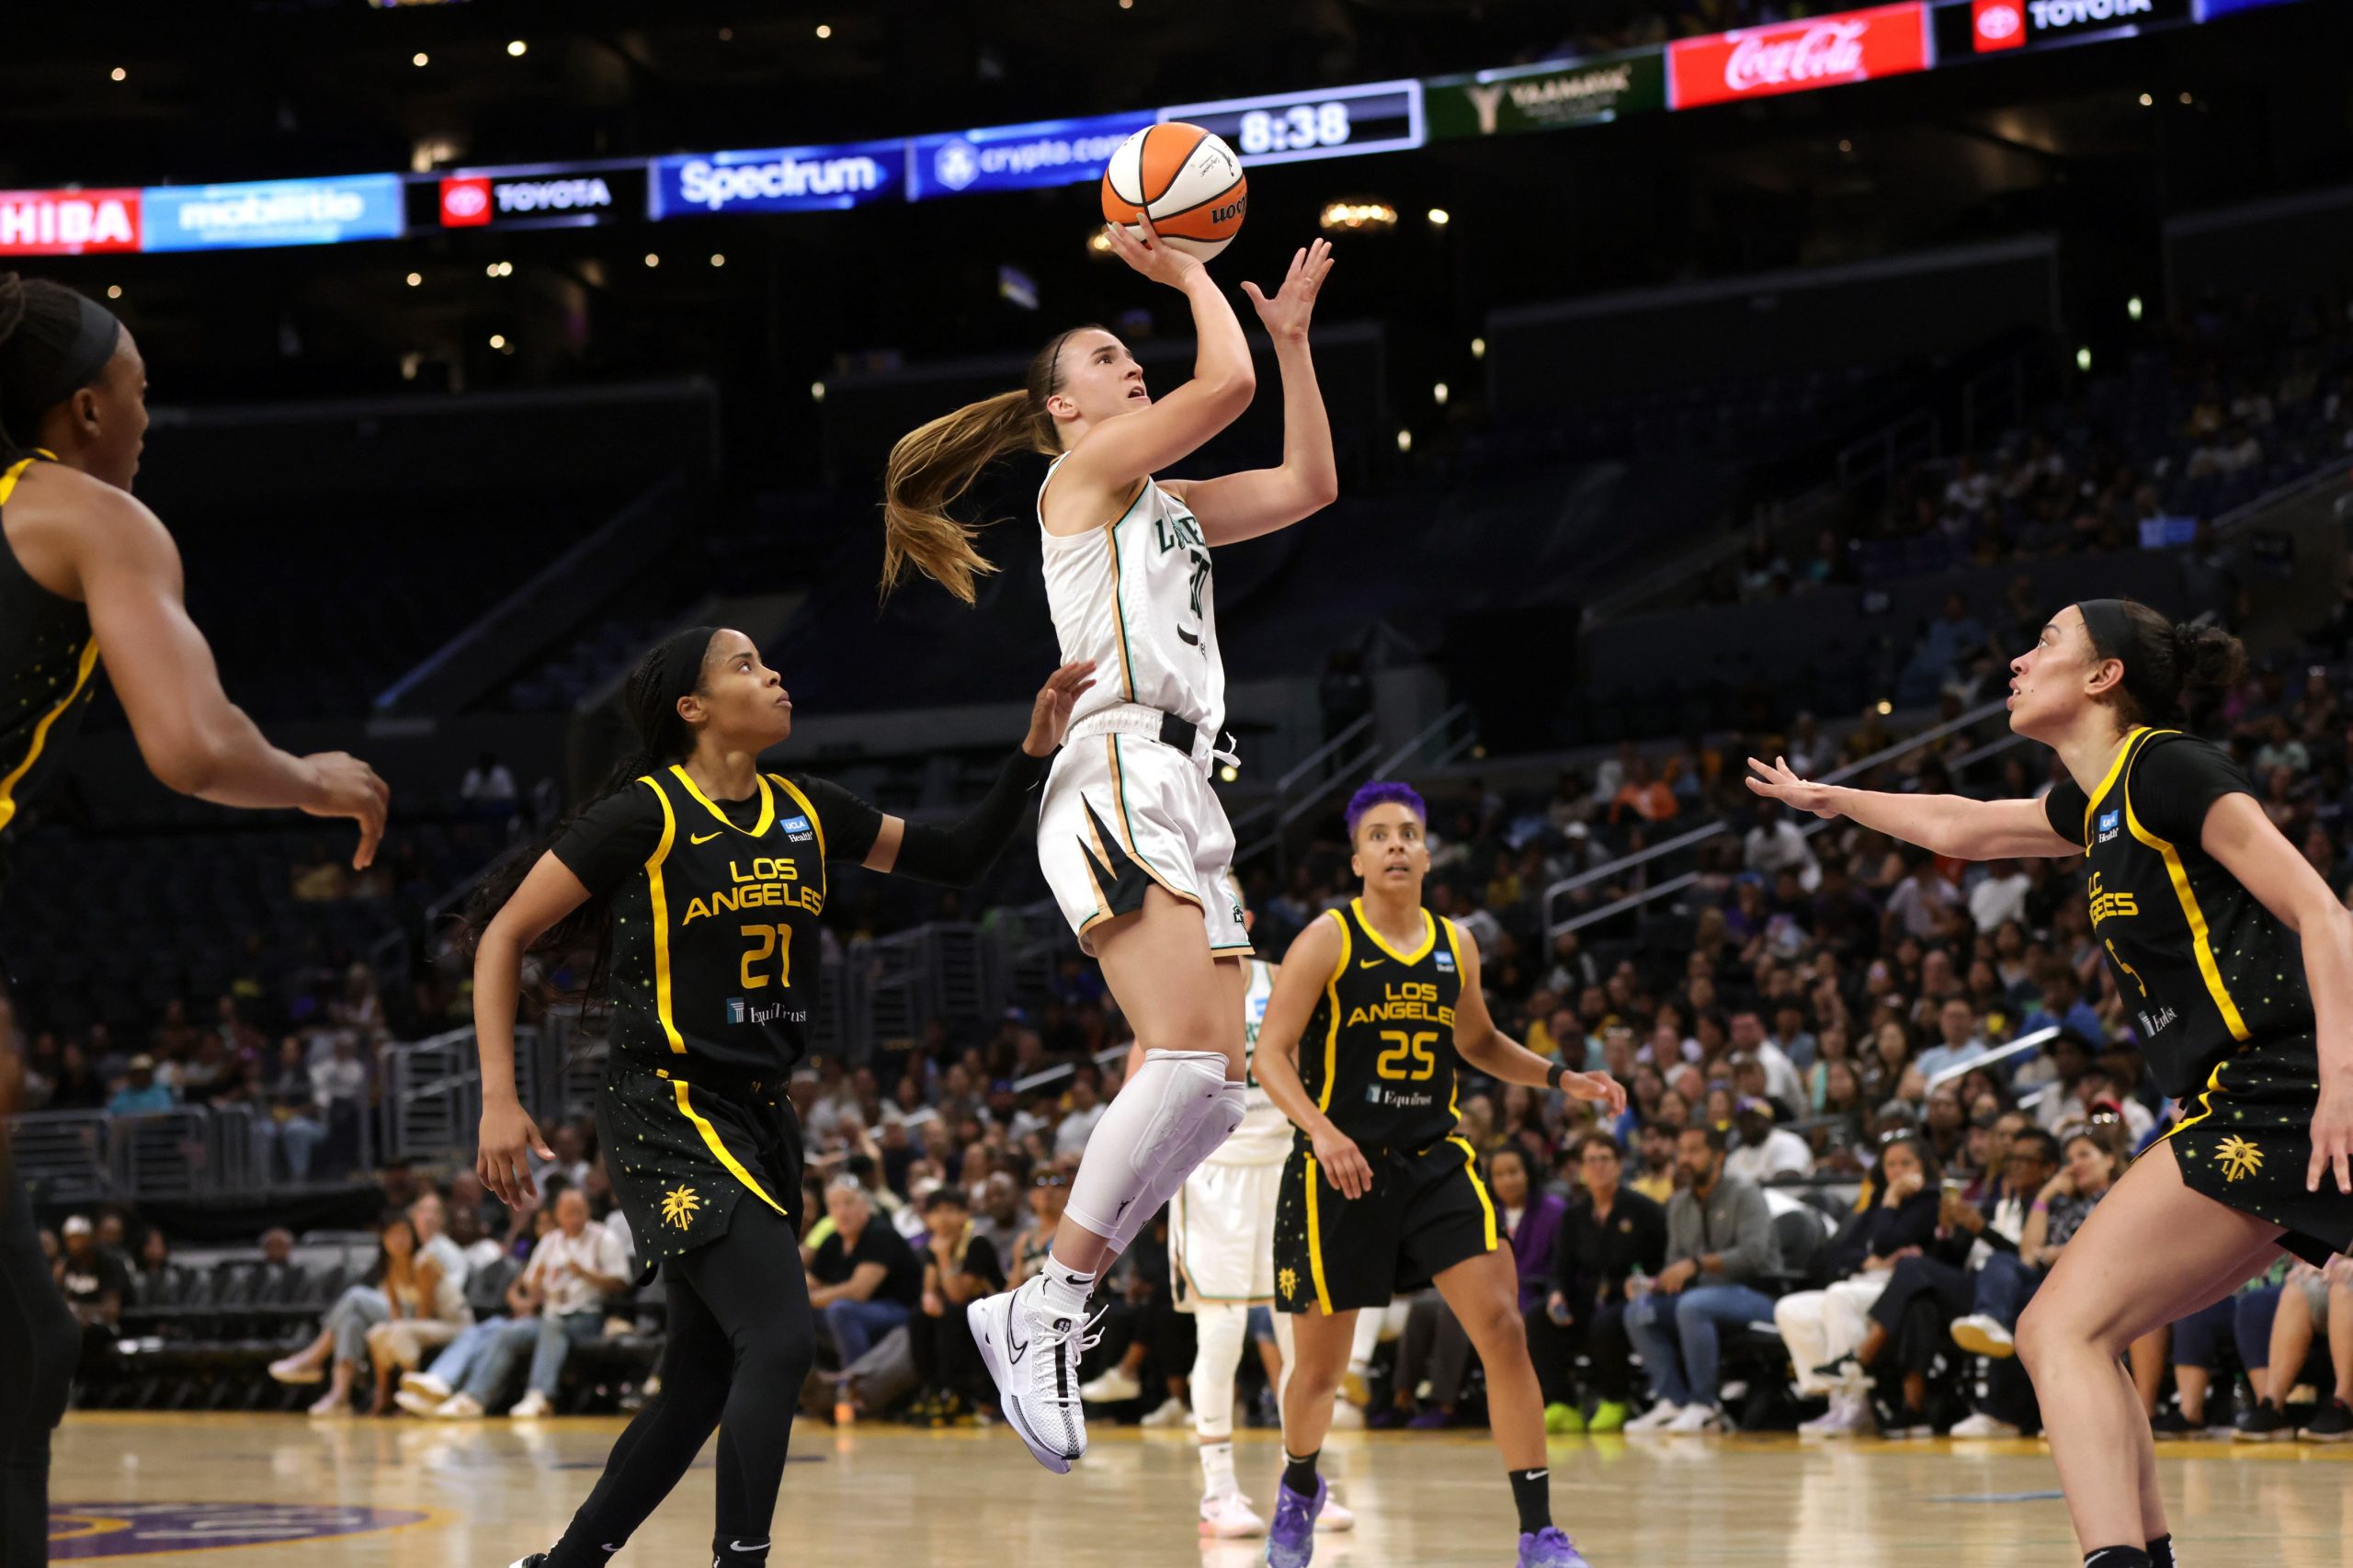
[{"xmin": 1345, "ymin": 780, "xmax": 1427, "ymax": 841}]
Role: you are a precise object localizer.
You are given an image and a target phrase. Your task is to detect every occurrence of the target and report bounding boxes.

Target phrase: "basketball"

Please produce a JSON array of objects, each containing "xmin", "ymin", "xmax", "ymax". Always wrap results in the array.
[{"xmin": 1100, "ymin": 121, "xmax": 1247, "ymax": 262}]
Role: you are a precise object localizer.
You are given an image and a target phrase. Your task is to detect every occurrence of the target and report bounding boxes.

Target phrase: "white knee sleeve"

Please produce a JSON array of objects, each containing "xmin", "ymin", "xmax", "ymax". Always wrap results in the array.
[
  {"xmin": 1064, "ymin": 1051, "xmax": 1238, "ymax": 1245},
  {"xmin": 1190, "ymin": 1302, "xmax": 1249, "ymax": 1441}
]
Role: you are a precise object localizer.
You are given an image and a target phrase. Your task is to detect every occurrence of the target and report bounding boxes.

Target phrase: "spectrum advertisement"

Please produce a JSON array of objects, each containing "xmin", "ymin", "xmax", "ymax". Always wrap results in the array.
[
  {"xmin": 651, "ymin": 141, "xmax": 906, "ymax": 219},
  {"xmin": 140, "ymin": 175, "xmax": 404, "ymax": 251},
  {"xmin": 908, "ymin": 113, "xmax": 1155, "ymax": 201}
]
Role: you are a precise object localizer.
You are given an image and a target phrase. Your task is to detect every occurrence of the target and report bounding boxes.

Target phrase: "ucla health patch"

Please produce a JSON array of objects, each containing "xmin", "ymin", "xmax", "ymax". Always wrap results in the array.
[
  {"xmin": 51, "ymin": 1503, "xmax": 434, "ymax": 1558},
  {"xmin": 2097, "ymin": 810, "xmax": 2120, "ymax": 842},
  {"xmin": 779, "ymin": 813, "xmax": 814, "ymax": 842}
]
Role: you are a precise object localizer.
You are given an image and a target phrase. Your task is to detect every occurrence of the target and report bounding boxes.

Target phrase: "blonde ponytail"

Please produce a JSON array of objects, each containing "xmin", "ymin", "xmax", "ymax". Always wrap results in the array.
[{"xmin": 878, "ymin": 325, "xmax": 1099, "ymax": 605}]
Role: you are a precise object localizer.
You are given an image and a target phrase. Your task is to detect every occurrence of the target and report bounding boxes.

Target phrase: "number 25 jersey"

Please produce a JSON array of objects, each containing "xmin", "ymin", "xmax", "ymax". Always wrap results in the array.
[
  {"xmin": 1296, "ymin": 898, "xmax": 1465, "ymax": 1153},
  {"xmin": 552, "ymin": 766, "xmax": 882, "ymax": 1075}
]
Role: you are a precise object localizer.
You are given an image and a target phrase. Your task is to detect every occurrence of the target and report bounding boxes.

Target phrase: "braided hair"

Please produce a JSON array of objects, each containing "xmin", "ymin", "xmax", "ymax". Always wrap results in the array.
[
  {"xmin": 459, "ymin": 627, "xmax": 721, "ymax": 998},
  {"xmin": 0, "ymin": 272, "xmax": 122, "ymax": 466}
]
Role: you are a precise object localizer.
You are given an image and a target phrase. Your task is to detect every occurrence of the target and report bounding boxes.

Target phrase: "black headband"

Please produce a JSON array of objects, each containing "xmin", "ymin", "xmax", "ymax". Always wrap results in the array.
[
  {"xmin": 2077, "ymin": 598, "xmax": 2171, "ymax": 721},
  {"xmin": 654, "ymin": 625, "xmax": 722, "ymax": 717},
  {"xmin": 16, "ymin": 294, "xmax": 122, "ymax": 413}
]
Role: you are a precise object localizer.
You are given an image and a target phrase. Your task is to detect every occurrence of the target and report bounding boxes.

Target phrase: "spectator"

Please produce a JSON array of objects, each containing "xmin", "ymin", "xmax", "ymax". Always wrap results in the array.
[
  {"xmin": 1011, "ymin": 1169, "xmax": 1068, "ymax": 1288},
  {"xmin": 1608, "ymin": 756, "xmax": 1678, "ymax": 825},
  {"xmin": 1727, "ymin": 1011, "xmax": 1806, "ymax": 1109},
  {"xmin": 808, "ymin": 1178, "xmax": 924, "ymax": 1379},
  {"xmin": 1743, "ymin": 802, "xmax": 1821, "ymax": 892},
  {"xmin": 1778, "ymin": 1134, "xmax": 1944, "ymax": 1437},
  {"xmin": 909, "ymin": 1187, "xmax": 1005, "ymax": 1418},
  {"xmin": 268, "ymin": 1211, "xmax": 428, "ymax": 1416},
  {"xmin": 1947, "ymin": 1127, "xmax": 2124, "ymax": 1369},
  {"xmin": 1966, "ymin": 859, "xmax": 2031, "ymax": 934},
  {"xmin": 251, "ymin": 1037, "xmax": 329, "ymax": 1181},
  {"xmin": 1881, "ymin": 856, "xmax": 1960, "ymax": 944},
  {"xmin": 364, "ymin": 1193, "xmax": 473, "ymax": 1410},
  {"xmin": 405, "ymin": 1187, "xmax": 629, "ymax": 1419},
  {"xmin": 1052, "ymin": 1074, "xmax": 1108, "ymax": 1164},
  {"xmin": 56, "ymin": 1214, "xmax": 127, "ymax": 1332},
  {"xmin": 311, "ymin": 1035, "xmax": 369, "ymax": 1174},
  {"xmin": 1621, "ymin": 1125, "xmax": 1782, "ymax": 1433},
  {"xmin": 1629, "ymin": 1121, "xmax": 1678, "ymax": 1204},
  {"xmin": 1535, "ymin": 1133, "xmax": 1666, "ymax": 1436},
  {"xmin": 460, "ymin": 750, "xmax": 518, "ymax": 806},
  {"xmin": 1914, "ymin": 1000, "xmax": 1988, "ymax": 1087},
  {"xmin": 1723, "ymin": 1097, "xmax": 1813, "ymax": 1184},
  {"xmin": 131, "ymin": 1227, "xmax": 173, "ymax": 1300},
  {"xmin": 2236, "ymin": 1258, "xmax": 2353, "ymax": 1441},
  {"xmin": 107, "ymin": 1055, "xmax": 174, "ymax": 1117}
]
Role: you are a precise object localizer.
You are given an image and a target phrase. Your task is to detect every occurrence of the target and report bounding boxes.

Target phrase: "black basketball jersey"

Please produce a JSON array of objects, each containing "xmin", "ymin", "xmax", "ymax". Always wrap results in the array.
[
  {"xmin": 575, "ymin": 767, "xmax": 838, "ymax": 1077},
  {"xmin": 1297, "ymin": 897, "xmax": 1466, "ymax": 1153},
  {"xmin": 0, "ymin": 453, "xmax": 101, "ymax": 877},
  {"xmin": 2042, "ymin": 726, "xmax": 2314, "ymax": 1100}
]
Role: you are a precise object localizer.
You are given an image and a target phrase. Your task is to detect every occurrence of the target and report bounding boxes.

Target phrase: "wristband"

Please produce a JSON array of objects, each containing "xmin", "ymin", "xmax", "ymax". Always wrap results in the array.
[{"xmin": 1547, "ymin": 1062, "xmax": 1569, "ymax": 1092}]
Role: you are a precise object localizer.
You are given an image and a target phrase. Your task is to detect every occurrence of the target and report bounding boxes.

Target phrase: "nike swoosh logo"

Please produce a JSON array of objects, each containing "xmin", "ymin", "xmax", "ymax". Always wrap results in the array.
[
  {"xmin": 1358, "ymin": 959, "xmax": 1383, "ymax": 969},
  {"xmin": 691, "ymin": 831, "xmax": 722, "ymax": 845},
  {"xmin": 729, "ymin": 1542, "xmax": 768, "ymax": 1554},
  {"xmin": 1007, "ymin": 1325, "xmax": 1029, "ymax": 1365}
]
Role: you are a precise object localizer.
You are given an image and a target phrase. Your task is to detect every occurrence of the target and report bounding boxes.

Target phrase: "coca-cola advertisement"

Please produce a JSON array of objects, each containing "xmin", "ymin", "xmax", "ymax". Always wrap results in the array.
[{"xmin": 1668, "ymin": 3, "xmax": 1931, "ymax": 110}]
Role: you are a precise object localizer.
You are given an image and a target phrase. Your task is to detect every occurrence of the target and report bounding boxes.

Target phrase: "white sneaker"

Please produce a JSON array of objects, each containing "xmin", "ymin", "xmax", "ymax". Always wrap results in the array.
[
  {"xmin": 1948, "ymin": 1412, "xmax": 2021, "ymax": 1439},
  {"xmin": 267, "ymin": 1355, "xmax": 324, "ymax": 1386},
  {"xmin": 1140, "ymin": 1396, "xmax": 1189, "ymax": 1427},
  {"xmin": 1318, "ymin": 1491, "xmax": 1356, "ymax": 1532},
  {"xmin": 1080, "ymin": 1367, "xmax": 1142, "ymax": 1403},
  {"xmin": 508, "ymin": 1390, "xmax": 552, "ymax": 1419},
  {"xmin": 1623, "ymin": 1401, "xmax": 1685, "ymax": 1433},
  {"xmin": 305, "ymin": 1391, "xmax": 347, "ymax": 1418},
  {"xmin": 1950, "ymin": 1314, "xmax": 2016, "ymax": 1358},
  {"xmin": 392, "ymin": 1388, "xmax": 443, "ymax": 1418},
  {"xmin": 968, "ymin": 1278, "xmax": 1097, "ymax": 1474},
  {"xmin": 1664, "ymin": 1403, "xmax": 1722, "ymax": 1434},
  {"xmin": 1198, "ymin": 1491, "xmax": 1266, "ymax": 1539},
  {"xmin": 399, "ymin": 1371, "xmax": 450, "ymax": 1401},
  {"xmin": 1327, "ymin": 1401, "xmax": 1366, "ymax": 1431},
  {"xmin": 1800, "ymin": 1391, "xmax": 1875, "ymax": 1437},
  {"xmin": 433, "ymin": 1392, "xmax": 486, "ymax": 1420}
]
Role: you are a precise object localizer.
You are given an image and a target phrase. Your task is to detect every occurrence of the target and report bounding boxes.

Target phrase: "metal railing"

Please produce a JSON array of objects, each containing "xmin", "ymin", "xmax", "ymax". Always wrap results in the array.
[
  {"xmin": 1543, "ymin": 696, "xmax": 2012, "ymax": 938},
  {"xmin": 380, "ymin": 1024, "xmax": 558, "ymax": 1165},
  {"xmin": 1226, "ymin": 712, "xmax": 1379, "ymax": 847},
  {"xmin": 1238, "ymin": 704, "xmax": 1478, "ymax": 871},
  {"xmin": 5, "ymin": 1102, "xmax": 373, "ymax": 1200}
]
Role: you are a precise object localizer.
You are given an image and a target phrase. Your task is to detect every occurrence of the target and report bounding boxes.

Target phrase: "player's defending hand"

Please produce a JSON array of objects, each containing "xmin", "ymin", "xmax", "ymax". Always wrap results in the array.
[
  {"xmin": 1556, "ymin": 1069, "xmax": 1627, "ymax": 1119},
  {"xmin": 301, "ymin": 750, "xmax": 391, "ymax": 869},
  {"xmin": 1311, "ymin": 1120, "xmax": 1373, "ymax": 1200},
  {"xmin": 1104, "ymin": 210, "xmax": 1206, "ymax": 290},
  {"xmin": 1745, "ymin": 755, "xmax": 1842, "ymax": 820},
  {"xmin": 478, "ymin": 1098, "xmax": 555, "ymax": 1209},
  {"xmin": 1242, "ymin": 238, "xmax": 1335, "ymax": 344},
  {"xmin": 1023, "ymin": 660, "xmax": 1098, "ymax": 757},
  {"xmin": 2307, "ymin": 1074, "xmax": 2353, "ymax": 1196}
]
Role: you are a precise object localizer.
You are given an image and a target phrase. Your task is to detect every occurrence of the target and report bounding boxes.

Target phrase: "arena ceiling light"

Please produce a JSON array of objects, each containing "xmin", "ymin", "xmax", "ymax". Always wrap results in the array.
[
  {"xmin": 814, "ymin": 23, "xmax": 833, "ymax": 38},
  {"xmin": 1318, "ymin": 199, "xmax": 1396, "ymax": 234},
  {"xmin": 507, "ymin": 40, "xmax": 529, "ymax": 58},
  {"xmin": 1426, "ymin": 207, "xmax": 1450, "ymax": 227},
  {"xmin": 413, "ymin": 52, "xmax": 429, "ymax": 68},
  {"xmin": 109, "ymin": 67, "xmax": 126, "ymax": 83}
]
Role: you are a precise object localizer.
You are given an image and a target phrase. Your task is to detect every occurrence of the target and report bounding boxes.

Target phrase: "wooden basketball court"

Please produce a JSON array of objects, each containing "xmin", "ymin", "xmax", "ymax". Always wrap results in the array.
[{"xmin": 50, "ymin": 1413, "xmax": 2353, "ymax": 1567}]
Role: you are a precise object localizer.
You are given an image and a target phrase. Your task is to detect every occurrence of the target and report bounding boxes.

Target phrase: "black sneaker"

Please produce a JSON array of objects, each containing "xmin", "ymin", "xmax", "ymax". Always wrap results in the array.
[
  {"xmin": 2147, "ymin": 1407, "xmax": 2199, "ymax": 1438},
  {"xmin": 2298, "ymin": 1399, "xmax": 2353, "ymax": 1443},
  {"xmin": 506, "ymin": 1555, "xmax": 549, "ymax": 1568},
  {"xmin": 2234, "ymin": 1402, "xmax": 2296, "ymax": 1442}
]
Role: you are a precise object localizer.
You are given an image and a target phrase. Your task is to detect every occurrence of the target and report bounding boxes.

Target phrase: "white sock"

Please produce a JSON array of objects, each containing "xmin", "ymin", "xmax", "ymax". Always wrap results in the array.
[
  {"xmin": 1199, "ymin": 1438, "xmax": 1236, "ymax": 1499},
  {"xmin": 1063, "ymin": 1050, "xmax": 1234, "ymax": 1244},
  {"xmin": 1191, "ymin": 1303, "xmax": 1247, "ymax": 1445},
  {"xmin": 1039, "ymin": 1256, "xmax": 1096, "ymax": 1323}
]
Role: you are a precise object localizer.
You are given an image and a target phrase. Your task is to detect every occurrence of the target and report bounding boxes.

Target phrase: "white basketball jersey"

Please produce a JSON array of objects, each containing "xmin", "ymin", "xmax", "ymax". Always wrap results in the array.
[
  {"xmin": 1038, "ymin": 454, "xmax": 1226, "ymax": 739},
  {"xmin": 1211, "ymin": 957, "xmax": 1292, "ymax": 1166}
]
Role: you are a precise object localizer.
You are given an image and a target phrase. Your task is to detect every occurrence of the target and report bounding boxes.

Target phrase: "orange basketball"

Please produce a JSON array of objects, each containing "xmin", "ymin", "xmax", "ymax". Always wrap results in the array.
[{"xmin": 1099, "ymin": 121, "xmax": 1246, "ymax": 263}]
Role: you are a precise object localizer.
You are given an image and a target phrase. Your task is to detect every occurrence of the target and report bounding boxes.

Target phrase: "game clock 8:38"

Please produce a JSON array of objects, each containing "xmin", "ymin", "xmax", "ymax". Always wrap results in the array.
[{"xmin": 1159, "ymin": 80, "xmax": 1424, "ymax": 165}]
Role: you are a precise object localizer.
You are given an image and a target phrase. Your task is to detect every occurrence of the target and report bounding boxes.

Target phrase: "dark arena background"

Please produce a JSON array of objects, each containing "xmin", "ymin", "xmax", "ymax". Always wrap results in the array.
[{"xmin": 6, "ymin": 1, "xmax": 2353, "ymax": 1565}]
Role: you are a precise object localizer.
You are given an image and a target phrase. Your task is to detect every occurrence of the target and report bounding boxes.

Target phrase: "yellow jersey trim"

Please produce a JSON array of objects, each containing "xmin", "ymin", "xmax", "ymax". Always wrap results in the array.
[
  {"xmin": 1314, "ymin": 909, "xmax": 1351, "ymax": 1114},
  {"xmin": 0, "ymin": 454, "xmax": 37, "ymax": 504},
  {"xmin": 670, "ymin": 1082, "xmax": 788, "ymax": 1216},
  {"xmin": 1350, "ymin": 898, "xmax": 1436, "ymax": 967},
  {"xmin": 767, "ymin": 772, "xmax": 829, "ymax": 905},
  {"xmin": 1450, "ymin": 1135, "xmax": 1501, "ymax": 1252},
  {"xmin": 0, "ymin": 636, "xmax": 101, "ymax": 836},
  {"xmin": 638, "ymin": 776, "xmax": 687, "ymax": 1055},
  {"xmin": 2079, "ymin": 724, "xmax": 2150, "ymax": 853},
  {"xmin": 2120, "ymin": 733, "xmax": 2250, "ymax": 1042},
  {"xmin": 668, "ymin": 765, "xmax": 776, "ymax": 838},
  {"xmin": 1302, "ymin": 1153, "xmax": 1335, "ymax": 1314},
  {"xmin": 2161, "ymin": 1058, "xmax": 2232, "ymax": 1142},
  {"xmin": 1440, "ymin": 918, "xmax": 1466, "ymax": 1125}
]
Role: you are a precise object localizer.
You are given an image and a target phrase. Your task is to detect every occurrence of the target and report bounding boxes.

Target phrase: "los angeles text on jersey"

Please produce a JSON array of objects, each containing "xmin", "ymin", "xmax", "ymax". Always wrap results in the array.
[
  {"xmin": 1342, "ymin": 981, "xmax": 1455, "ymax": 1030},
  {"xmin": 679, "ymin": 857, "xmax": 824, "ymax": 925}
]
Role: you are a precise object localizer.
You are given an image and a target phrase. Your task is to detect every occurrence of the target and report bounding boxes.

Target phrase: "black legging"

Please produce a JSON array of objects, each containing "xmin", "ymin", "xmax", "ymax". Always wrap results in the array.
[
  {"xmin": 1869, "ymin": 1255, "xmax": 1974, "ymax": 1379},
  {"xmin": 1524, "ymin": 1299, "xmax": 1636, "ymax": 1406},
  {"xmin": 547, "ymin": 1201, "xmax": 815, "ymax": 1568},
  {"xmin": 2, "ymin": 1165, "xmax": 83, "ymax": 1568}
]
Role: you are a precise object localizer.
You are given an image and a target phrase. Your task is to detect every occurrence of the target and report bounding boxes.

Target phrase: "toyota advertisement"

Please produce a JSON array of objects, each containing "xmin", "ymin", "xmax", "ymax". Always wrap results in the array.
[
  {"xmin": 408, "ymin": 163, "xmax": 652, "ymax": 232},
  {"xmin": 1945, "ymin": 0, "xmax": 2192, "ymax": 54},
  {"xmin": 1668, "ymin": 3, "xmax": 1932, "ymax": 109}
]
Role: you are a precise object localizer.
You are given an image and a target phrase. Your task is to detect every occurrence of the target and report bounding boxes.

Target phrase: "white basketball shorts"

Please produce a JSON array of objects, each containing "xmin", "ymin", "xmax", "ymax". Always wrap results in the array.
[
  {"xmin": 1169, "ymin": 1155, "xmax": 1283, "ymax": 1310},
  {"xmin": 1038, "ymin": 721, "xmax": 1249, "ymax": 958}
]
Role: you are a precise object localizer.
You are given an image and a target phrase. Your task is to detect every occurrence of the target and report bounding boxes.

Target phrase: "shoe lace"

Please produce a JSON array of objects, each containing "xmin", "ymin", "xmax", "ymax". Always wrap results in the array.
[{"xmin": 1028, "ymin": 1305, "xmax": 1108, "ymax": 1409}]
